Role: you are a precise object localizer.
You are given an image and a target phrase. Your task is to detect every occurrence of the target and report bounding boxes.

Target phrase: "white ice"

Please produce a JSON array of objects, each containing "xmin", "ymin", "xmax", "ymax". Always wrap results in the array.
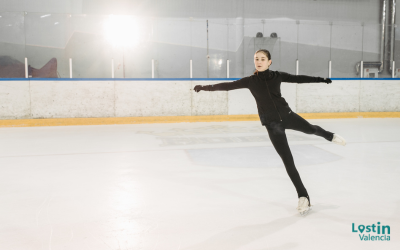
[{"xmin": 0, "ymin": 118, "xmax": 399, "ymax": 250}]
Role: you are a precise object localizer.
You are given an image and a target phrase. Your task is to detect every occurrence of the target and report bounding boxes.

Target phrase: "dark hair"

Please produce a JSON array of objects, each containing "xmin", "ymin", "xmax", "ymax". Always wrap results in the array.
[{"xmin": 254, "ymin": 49, "xmax": 272, "ymax": 75}]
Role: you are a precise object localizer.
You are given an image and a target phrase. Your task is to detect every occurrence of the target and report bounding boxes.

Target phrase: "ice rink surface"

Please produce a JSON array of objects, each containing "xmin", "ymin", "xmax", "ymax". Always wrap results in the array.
[{"xmin": 0, "ymin": 118, "xmax": 399, "ymax": 250}]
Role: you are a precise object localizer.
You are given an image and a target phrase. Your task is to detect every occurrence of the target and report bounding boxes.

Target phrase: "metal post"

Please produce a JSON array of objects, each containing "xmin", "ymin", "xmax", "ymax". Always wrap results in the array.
[
  {"xmin": 152, "ymin": 59, "xmax": 154, "ymax": 78},
  {"xmin": 207, "ymin": 20, "xmax": 209, "ymax": 78},
  {"xmin": 296, "ymin": 60, "xmax": 299, "ymax": 75},
  {"xmin": 69, "ymin": 58, "xmax": 72, "ymax": 78},
  {"xmin": 380, "ymin": 0, "xmax": 386, "ymax": 72},
  {"xmin": 227, "ymin": 59, "xmax": 230, "ymax": 78},
  {"xmin": 329, "ymin": 60, "xmax": 332, "ymax": 78},
  {"xmin": 190, "ymin": 59, "xmax": 193, "ymax": 78},
  {"xmin": 360, "ymin": 61, "xmax": 363, "ymax": 78},
  {"xmin": 122, "ymin": 52, "xmax": 125, "ymax": 78},
  {"xmin": 111, "ymin": 59, "xmax": 114, "ymax": 78},
  {"xmin": 393, "ymin": 61, "xmax": 395, "ymax": 78},
  {"xmin": 25, "ymin": 58, "xmax": 28, "ymax": 78}
]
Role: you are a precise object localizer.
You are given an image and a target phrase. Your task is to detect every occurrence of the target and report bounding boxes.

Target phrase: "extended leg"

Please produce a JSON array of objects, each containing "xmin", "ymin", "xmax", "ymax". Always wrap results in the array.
[
  {"xmin": 285, "ymin": 112, "xmax": 334, "ymax": 141},
  {"xmin": 265, "ymin": 122, "xmax": 309, "ymax": 199}
]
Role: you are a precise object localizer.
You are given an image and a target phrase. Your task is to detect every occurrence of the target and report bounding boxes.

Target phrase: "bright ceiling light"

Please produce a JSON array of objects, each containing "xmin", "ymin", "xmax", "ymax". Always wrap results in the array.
[{"xmin": 104, "ymin": 15, "xmax": 143, "ymax": 48}]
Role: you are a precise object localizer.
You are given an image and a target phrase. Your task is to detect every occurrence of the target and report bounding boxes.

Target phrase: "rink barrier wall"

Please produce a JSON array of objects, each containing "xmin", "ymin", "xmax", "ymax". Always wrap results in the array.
[{"xmin": 1, "ymin": 78, "xmax": 400, "ymax": 127}]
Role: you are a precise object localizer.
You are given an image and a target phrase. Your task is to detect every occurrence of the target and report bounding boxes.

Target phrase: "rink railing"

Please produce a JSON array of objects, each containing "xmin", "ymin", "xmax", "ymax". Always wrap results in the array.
[
  {"xmin": 17, "ymin": 58, "xmax": 400, "ymax": 79},
  {"xmin": 1, "ymin": 78, "xmax": 400, "ymax": 127}
]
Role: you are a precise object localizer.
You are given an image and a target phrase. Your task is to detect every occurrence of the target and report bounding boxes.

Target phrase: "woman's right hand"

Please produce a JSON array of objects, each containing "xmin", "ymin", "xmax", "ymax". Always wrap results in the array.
[
  {"xmin": 324, "ymin": 78, "xmax": 332, "ymax": 84},
  {"xmin": 194, "ymin": 85, "xmax": 204, "ymax": 92}
]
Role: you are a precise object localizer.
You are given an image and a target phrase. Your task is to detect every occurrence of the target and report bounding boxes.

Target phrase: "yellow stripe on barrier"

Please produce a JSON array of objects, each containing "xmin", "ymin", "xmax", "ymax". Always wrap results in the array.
[
  {"xmin": 299, "ymin": 112, "xmax": 400, "ymax": 119},
  {"xmin": 1, "ymin": 112, "xmax": 400, "ymax": 128}
]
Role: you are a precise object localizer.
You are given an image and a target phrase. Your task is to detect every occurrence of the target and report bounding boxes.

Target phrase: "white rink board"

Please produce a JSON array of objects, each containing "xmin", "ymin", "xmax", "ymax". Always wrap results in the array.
[
  {"xmin": 115, "ymin": 81, "xmax": 192, "ymax": 117},
  {"xmin": 360, "ymin": 80, "xmax": 400, "ymax": 112},
  {"xmin": 296, "ymin": 80, "xmax": 360, "ymax": 113},
  {"xmin": 0, "ymin": 79, "xmax": 400, "ymax": 119},
  {"xmin": 228, "ymin": 88, "xmax": 258, "ymax": 115},
  {"xmin": 191, "ymin": 81, "xmax": 228, "ymax": 116},
  {"xmin": 30, "ymin": 81, "xmax": 115, "ymax": 118},
  {"xmin": 0, "ymin": 81, "xmax": 31, "ymax": 119}
]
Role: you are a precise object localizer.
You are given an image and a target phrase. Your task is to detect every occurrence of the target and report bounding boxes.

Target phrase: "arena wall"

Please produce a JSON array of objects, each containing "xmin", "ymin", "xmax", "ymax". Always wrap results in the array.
[{"xmin": 1, "ymin": 79, "xmax": 400, "ymax": 123}]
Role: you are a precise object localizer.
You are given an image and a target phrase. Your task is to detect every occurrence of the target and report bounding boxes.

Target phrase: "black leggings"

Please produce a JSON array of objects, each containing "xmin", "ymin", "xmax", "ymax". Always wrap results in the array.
[{"xmin": 265, "ymin": 111, "xmax": 334, "ymax": 203}]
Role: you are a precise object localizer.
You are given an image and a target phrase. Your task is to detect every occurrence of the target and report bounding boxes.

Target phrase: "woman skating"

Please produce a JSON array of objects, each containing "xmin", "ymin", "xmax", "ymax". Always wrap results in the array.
[{"xmin": 193, "ymin": 49, "xmax": 346, "ymax": 216}]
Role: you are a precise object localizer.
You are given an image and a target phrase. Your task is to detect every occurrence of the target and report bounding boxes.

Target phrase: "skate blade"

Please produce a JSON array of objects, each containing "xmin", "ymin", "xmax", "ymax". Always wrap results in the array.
[
  {"xmin": 300, "ymin": 210, "xmax": 309, "ymax": 216},
  {"xmin": 299, "ymin": 206, "xmax": 313, "ymax": 216}
]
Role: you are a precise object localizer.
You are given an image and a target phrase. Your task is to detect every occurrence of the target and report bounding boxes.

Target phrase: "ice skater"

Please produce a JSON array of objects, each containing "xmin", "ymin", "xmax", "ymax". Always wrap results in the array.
[{"xmin": 193, "ymin": 49, "xmax": 346, "ymax": 216}]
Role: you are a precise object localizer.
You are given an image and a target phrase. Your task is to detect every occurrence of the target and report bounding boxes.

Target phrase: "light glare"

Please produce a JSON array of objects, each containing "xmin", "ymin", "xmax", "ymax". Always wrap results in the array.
[{"xmin": 104, "ymin": 15, "xmax": 142, "ymax": 47}]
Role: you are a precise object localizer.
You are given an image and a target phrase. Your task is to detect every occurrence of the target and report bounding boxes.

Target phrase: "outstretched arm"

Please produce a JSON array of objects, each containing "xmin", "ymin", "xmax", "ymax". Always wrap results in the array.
[
  {"xmin": 279, "ymin": 71, "xmax": 332, "ymax": 84},
  {"xmin": 194, "ymin": 77, "xmax": 250, "ymax": 92}
]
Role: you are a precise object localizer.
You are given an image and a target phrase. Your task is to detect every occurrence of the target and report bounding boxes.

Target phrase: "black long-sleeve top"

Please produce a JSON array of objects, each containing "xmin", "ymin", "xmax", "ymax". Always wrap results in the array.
[{"xmin": 201, "ymin": 69, "xmax": 326, "ymax": 125}]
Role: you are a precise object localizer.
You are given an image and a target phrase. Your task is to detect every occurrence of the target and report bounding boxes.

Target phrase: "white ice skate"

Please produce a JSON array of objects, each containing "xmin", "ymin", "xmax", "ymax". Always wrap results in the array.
[
  {"xmin": 332, "ymin": 134, "xmax": 346, "ymax": 146},
  {"xmin": 297, "ymin": 197, "xmax": 312, "ymax": 216}
]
